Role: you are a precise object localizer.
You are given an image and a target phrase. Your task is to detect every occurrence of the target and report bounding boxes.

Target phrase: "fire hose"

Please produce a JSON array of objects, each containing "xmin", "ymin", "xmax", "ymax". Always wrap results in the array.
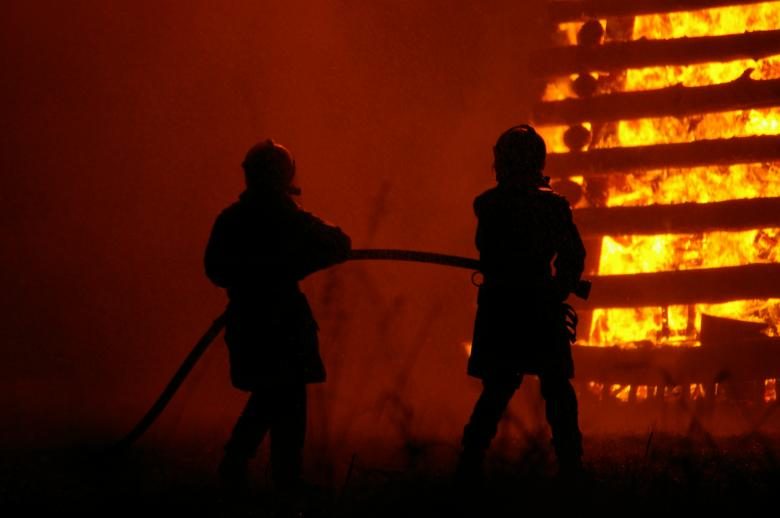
[{"xmin": 111, "ymin": 248, "xmax": 590, "ymax": 451}]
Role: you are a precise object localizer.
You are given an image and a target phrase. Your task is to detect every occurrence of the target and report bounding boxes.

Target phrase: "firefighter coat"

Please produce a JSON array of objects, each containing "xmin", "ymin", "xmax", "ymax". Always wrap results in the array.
[
  {"xmin": 467, "ymin": 183, "xmax": 586, "ymax": 381},
  {"xmin": 204, "ymin": 190, "xmax": 351, "ymax": 391}
]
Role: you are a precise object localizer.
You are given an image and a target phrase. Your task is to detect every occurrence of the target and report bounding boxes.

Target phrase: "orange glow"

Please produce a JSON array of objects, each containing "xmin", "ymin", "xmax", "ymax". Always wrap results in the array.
[
  {"xmin": 766, "ymin": 379, "xmax": 778, "ymax": 402},
  {"xmin": 635, "ymin": 3, "xmax": 780, "ymax": 38},
  {"xmin": 627, "ymin": 3, "xmax": 780, "ymax": 89},
  {"xmin": 611, "ymin": 384, "xmax": 631, "ymax": 403},
  {"xmin": 540, "ymin": 4, "xmax": 780, "ymax": 405},
  {"xmin": 569, "ymin": 3, "xmax": 780, "ymax": 347}
]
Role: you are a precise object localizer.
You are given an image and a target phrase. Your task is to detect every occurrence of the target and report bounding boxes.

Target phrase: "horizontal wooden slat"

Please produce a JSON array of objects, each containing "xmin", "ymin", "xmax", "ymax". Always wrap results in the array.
[
  {"xmin": 531, "ymin": 30, "xmax": 780, "ymax": 77},
  {"xmin": 573, "ymin": 339, "xmax": 780, "ymax": 384},
  {"xmin": 532, "ymin": 73, "xmax": 780, "ymax": 125},
  {"xmin": 574, "ymin": 197, "xmax": 780, "ymax": 236},
  {"xmin": 577, "ymin": 263, "xmax": 780, "ymax": 308},
  {"xmin": 548, "ymin": 0, "xmax": 770, "ymax": 23},
  {"xmin": 546, "ymin": 135, "xmax": 780, "ymax": 178}
]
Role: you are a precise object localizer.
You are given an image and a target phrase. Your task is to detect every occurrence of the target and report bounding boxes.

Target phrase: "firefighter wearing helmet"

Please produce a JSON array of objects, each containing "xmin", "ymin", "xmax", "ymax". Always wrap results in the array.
[
  {"xmin": 457, "ymin": 125, "xmax": 586, "ymax": 481},
  {"xmin": 204, "ymin": 139, "xmax": 351, "ymax": 493}
]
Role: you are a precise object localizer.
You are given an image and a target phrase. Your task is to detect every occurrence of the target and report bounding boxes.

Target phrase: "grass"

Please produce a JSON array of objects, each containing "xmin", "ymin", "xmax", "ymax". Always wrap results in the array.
[{"xmin": 2, "ymin": 433, "xmax": 779, "ymax": 516}]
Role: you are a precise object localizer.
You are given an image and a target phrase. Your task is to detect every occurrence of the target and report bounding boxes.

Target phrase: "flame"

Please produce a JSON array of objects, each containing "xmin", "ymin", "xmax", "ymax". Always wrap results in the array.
[
  {"xmin": 613, "ymin": 108, "xmax": 780, "ymax": 147},
  {"xmin": 634, "ymin": 3, "xmax": 780, "ymax": 38},
  {"xmin": 605, "ymin": 165, "xmax": 780, "ymax": 207},
  {"xmin": 543, "ymin": 4, "xmax": 780, "ymax": 402},
  {"xmin": 576, "ymin": 3, "xmax": 780, "ymax": 349},
  {"xmin": 766, "ymin": 379, "xmax": 778, "ymax": 402},
  {"xmin": 627, "ymin": 2, "xmax": 780, "ymax": 90},
  {"xmin": 612, "ymin": 384, "xmax": 631, "ymax": 402}
]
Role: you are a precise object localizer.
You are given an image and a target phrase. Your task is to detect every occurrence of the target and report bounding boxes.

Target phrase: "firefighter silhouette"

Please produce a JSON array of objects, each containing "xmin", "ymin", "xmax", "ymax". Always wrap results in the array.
[
  {"xmin": 204, "ymin": 140, "xmax": 351, "ymax": 492},
  {"xmin": 458, "ymin": 125, "xmax": 586, "ymax": 480}
]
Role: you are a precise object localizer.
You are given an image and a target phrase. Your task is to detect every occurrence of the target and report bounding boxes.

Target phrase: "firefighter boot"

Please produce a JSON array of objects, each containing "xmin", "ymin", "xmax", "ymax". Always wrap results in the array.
[{"xmin": 218, "ymin": 452, "xmax": 250, "ymax": 495}]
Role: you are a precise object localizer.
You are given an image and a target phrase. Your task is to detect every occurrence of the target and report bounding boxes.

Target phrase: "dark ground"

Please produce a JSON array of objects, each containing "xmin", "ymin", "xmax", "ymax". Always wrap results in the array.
[{"xmin": 3, "ymin": 434, "xmax": 779, "ymax": 516}]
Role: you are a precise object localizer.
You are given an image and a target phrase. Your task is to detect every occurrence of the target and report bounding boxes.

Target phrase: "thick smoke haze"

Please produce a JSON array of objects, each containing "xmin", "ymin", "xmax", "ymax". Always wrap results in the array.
[{"xmin": 1, "ymin": 0, "xmax": 550, "ymax": 455}]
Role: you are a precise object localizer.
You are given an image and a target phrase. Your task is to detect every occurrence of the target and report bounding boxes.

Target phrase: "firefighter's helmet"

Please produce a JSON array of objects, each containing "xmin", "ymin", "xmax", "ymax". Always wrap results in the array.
[
  {"xmin": 242, "ymin": 139, "xmax": 300, "ymax": 195},
  {"xmin": 493, "ymin": 124, "xmax": 547, "ymax": 184}
]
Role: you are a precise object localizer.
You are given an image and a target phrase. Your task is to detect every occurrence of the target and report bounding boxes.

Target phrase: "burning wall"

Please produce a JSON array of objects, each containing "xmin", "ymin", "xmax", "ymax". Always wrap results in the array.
[{"xmin": 535, "ymin": 1, "xmax": 780, "ymax": 404}]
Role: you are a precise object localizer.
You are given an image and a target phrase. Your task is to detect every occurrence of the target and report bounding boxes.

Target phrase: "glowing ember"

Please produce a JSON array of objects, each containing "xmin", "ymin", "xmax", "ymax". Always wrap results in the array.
[{"xmin": 766, "ymin": 379, "xmax": 778, "ymax": 402}]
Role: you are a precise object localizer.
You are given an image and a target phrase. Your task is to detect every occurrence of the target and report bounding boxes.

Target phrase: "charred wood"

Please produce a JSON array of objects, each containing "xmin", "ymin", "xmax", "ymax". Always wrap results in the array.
[
  {"xmin": 573, "ymin": 338, "xmax": 780, "ymax": 384},
  {"xmin": 578, "ymin": 263, "xmax": 780, "ymax": 308}
]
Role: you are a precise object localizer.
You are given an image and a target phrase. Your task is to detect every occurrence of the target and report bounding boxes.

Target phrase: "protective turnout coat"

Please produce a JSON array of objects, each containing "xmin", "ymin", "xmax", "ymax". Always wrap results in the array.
[
  {"xmin": 467, "ymin": 183, "xmax": 586, "ymax": 381},
  {"xmin": 205, "ymin": 191, "xmax": 351, "ymax": 390}
]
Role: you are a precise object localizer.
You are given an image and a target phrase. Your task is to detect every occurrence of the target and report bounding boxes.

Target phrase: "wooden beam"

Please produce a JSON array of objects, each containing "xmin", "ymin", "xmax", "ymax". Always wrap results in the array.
[
  {"xmin": 546, "ymin": 135, "xmax": 780, "ymax": 178},
  {"xmin": 573, "ymin": 339, "xmax": 780, "ymax": 384},
  {"xmin": 574, "ymin": 197, "xmax": 780, "ymax": 236},
  {"xmin": 532, "ymin": 73, "xmax": 780, "ymax": 125},
  {"xmin": 531, "ymin": 30, "xmax": 780, "ymax": 77},
  {"xmin": 548, "ymin": 0, "xmax": 770, "ymax": 23},
  {"xmin": 577, "ymin": 263, "xmax": 780, "ymax": 308}
]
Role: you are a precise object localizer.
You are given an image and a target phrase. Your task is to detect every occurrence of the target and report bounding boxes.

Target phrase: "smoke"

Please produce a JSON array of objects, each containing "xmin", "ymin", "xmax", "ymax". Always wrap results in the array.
[{"xmin": 1, "ymin": 0, "xmax": 549, "ymax": 452}]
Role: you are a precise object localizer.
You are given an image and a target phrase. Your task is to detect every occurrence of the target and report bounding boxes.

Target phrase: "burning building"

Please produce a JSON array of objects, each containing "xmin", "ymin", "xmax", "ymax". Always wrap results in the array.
[{"xmin": 533, "ymin": 0, "xmax": 780, "ymax": 407}]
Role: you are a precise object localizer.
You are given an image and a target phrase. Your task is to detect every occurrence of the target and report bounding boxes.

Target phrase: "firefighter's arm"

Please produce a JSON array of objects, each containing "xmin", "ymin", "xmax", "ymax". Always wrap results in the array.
[
  {"xmin": 291, "ymin": 211, "xmax": 352, "ymax": 279},
  {"xmin": 553, "ymin": 203, "xmax": 586, "ymax": 300},
  {"xmin": 204, "ymin": 212, "xmax": 237, "ymax": 288}
]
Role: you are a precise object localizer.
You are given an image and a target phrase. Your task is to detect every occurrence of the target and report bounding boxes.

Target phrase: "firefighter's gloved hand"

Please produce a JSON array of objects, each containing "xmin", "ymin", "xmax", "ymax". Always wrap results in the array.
[
  {"xmin": 330, "ymin": 228, "xmax": 352, "ymax": 263},
  {"xmin": 553, "ymin": 280, "xmax": 571, "ymax": 302}
]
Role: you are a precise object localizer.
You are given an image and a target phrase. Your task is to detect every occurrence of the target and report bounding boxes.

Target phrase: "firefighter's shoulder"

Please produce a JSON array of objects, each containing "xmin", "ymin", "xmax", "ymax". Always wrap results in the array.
[
  {"xmin": 473, "ymin": 187, "xmax": 501, "ymax": 215},
  {"xmin": 295, "ymin": 207, "xmax": 348, "ymax": 236},
  {"xmin": 537, "ymin": 186, "xmax": 573, "ymax": 212},
  {"xmin": 211, "ymin": 201, "xmax": 242, "ymax": 230}
]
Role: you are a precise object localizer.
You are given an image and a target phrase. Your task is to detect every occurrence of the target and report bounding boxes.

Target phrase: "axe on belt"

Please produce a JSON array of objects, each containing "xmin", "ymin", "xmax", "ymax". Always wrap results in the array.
[{"xmin": 111, "ymin": 249, "xmax": 591, "ymax": 451}]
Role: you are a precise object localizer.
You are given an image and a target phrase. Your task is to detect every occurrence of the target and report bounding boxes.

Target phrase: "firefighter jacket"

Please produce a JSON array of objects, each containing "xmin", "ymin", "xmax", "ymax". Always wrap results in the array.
[
  {"xmin": 205, "ymin": 190, "xmax": 351, "ymax": 390},
  {"xmin": 467, "ymin": 183, "xmax": 585, "ymax": 380}
]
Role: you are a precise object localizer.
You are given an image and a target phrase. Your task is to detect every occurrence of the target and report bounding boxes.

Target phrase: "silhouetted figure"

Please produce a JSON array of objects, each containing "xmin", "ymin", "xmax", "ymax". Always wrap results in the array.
[
  {"xmin": 457, "ymin": 125, "xmax": 586, "ymax": 482},
  {"xmin": 204, "ymin": 140, "xmax": 351, "ymax": 494}
]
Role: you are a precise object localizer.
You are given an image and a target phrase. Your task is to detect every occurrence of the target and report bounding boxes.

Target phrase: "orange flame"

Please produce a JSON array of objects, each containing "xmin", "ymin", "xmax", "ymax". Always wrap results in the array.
[{"xmin": 541, "ymin": 3, "xmax": 780, "ymax": 402}]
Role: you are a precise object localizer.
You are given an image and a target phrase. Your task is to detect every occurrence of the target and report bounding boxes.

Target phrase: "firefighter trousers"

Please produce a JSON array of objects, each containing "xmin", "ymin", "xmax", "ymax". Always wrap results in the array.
[
  {"xmin": 461, "ymin": 374, "xmax": 582, "ymax": 466},
  {"xmin": 223, "ymin": 383, "xmax": 307, "ymax": 487}
]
